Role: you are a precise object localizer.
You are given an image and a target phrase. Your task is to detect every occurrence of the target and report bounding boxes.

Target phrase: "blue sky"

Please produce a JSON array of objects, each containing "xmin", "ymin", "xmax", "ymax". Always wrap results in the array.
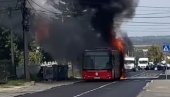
[{"xmin": 121, "ymin": 0, "xmax": 170, "ymax": 37}]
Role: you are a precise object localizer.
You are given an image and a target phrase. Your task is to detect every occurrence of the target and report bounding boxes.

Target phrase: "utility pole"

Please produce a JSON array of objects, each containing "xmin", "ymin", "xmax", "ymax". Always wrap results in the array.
[
  {"xmin": 21, "ymin": 0, "xmax": 30, "ymax": 80},
  {"xmin": 8, "ymin": 7, "xmax": 16, "ymax": 77}
]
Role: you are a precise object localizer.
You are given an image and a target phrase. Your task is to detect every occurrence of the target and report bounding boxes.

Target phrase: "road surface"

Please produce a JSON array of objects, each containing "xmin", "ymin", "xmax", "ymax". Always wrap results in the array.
[
  {"xmin": 127, "ymin": 70, "xmax": 163, "ymax": 79},
  {"xmin": 16, "ymin": 70, "xmax": 162, "ymax": 97}
]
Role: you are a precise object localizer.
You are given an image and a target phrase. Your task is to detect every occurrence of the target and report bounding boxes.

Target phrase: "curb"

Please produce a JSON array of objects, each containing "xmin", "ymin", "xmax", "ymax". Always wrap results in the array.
[{"xmin": 0, "ymin": 80, "xmax": 81, "ymax": 97}]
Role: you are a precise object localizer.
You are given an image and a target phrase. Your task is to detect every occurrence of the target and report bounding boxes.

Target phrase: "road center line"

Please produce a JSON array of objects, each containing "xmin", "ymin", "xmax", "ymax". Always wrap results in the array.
[{"xmin": 73, "ymin": 82, "xmax": 116, "ymax": 97}]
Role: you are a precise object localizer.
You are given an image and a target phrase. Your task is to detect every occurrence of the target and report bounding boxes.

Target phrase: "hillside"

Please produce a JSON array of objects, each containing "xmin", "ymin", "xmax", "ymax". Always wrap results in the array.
[{"xmin": 130, "ymin": 35, "xmax": 170, "ymax": 45}]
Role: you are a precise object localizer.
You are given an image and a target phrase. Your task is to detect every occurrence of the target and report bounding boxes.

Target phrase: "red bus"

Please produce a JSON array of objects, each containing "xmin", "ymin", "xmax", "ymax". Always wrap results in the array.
[{"xmin": 82, "ymin": 48, "xmax": 123, "ymax": 80}]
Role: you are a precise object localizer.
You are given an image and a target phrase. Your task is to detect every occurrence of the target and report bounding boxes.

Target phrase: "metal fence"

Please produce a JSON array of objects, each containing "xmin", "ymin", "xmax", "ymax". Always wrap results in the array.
[
  {"xmin": 0, "ymin": 60, "xmax": 12, "ymax": 83},
  {"xmin": 16, "ymin": 65, "xmax": 41, "ymax": 79}
]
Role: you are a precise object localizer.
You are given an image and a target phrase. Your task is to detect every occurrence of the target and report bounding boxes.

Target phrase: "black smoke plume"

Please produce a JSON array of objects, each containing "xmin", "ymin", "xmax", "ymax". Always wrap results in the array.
[
  {"xmin": 76, "ymin": 0, "xmax": 138, "ymax": 42},
  {"xmin": 30, "ymin": 0, "xmax": 138, "ymax": 64}
]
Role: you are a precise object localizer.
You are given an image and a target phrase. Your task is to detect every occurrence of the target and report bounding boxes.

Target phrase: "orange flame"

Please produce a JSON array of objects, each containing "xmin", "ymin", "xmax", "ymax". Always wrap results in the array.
[
  {"xmin": 111, "ymin": 38, "xmax": 125, "ymax": 54},
  {"xmin": 111, "ymin": 38, "xmax": 127, "ymax": 80}
]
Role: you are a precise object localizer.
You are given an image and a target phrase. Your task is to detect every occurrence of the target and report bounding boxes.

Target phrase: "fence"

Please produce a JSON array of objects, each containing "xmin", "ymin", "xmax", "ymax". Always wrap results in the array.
[
  {"xmin": 16, "ymin": 65, "xmax": 41, "ymax": 79},
  {"xmin": 0, "ymin": 60, "xmax": 15, "ymax": 83},
  {"xmin": 16, "ymin": 64, "xmax": 69, "ymax": 81}
]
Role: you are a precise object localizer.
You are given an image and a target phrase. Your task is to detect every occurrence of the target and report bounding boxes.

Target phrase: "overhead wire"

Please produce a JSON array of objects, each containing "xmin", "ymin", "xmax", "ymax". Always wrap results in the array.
[
  {"xmin": 137, "ymin": 5, "xmax": 170, "ymax": 9},
  {"xmin": 27, "ymin": 0, "xmax": 60, "ymax": 19},
  {"xmin": 135, "ymin": 12, "xmax": 170, "ymax": 15},
  {"xmin": 29, "ymin": 0, "xmax": 60, "ymax": 15},
  {"xmin": 132, "ymin": 16, "xmax": 170, "ymax": 18},
  {"xmin": 123, "ymin": 24, "xmax": 170, "ymax": 26},
  {"xmin": 121, "ymin": 21, "xmax": 170, "ymax": 24},
  {"xmin": 0, "ymin": 0, "xmax": 14, "ymax": 2},
  {"xmin": 122, "ymin": 27, "xmax": 170, "ymax": 29},
  {"xmin": 122, "ymin": 29, "xmax": 170, "ymax": 32},
  {"xmin": 14, "ymin": 0, "xmax": 170, "ymax": 28}
]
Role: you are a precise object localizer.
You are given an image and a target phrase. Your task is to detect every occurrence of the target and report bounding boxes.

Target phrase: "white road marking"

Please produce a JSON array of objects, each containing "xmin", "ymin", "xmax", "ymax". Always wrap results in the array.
[
  {"xmin": 73, "ymin": 82, "xmax": 116, "ymax": 97},
  {"xmin": 143, "ymin": 82, "xmax": 150, "ymax": 90}
]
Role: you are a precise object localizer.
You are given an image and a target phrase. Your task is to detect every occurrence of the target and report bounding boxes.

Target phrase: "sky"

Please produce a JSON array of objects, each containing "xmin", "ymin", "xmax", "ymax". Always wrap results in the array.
[
  {"xmin": 121, "ymin": 0, "xmax": 170, "ymax": 37},
  {"xmin": 1, "ymin": 0, "xmax": 170, "ymax": 37}
]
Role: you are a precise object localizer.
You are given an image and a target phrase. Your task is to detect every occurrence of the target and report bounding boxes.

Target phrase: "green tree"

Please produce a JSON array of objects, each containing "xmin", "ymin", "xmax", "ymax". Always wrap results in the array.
[
  {"xmin": 29, "ymin": 51, "xmax": 43, "ymax": 65},
  {"xmin": 148, "ymin": 45, "xmax": 163, "ymax": 64},
  {"xmin": 0, "ymin": 27, "xmax": 49, "ymax": 66},
  {"xmin": 17, "ymin": 41, "xmax": 43, "ymax": 65},
  {"xmin": 0, "ymin": 27, "xmax": 11, "ymax": 60}
]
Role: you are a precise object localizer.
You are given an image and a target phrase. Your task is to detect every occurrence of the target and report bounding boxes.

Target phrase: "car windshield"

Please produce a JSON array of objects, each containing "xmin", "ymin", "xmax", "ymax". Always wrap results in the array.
[
  {"xmin": 83, "ymin": 52, "xmax": 111, "ymax": 70},
  {"xmin": 125, "ymin": 60, "xmax": 134, "ymax": 64},
  {"xmin": 139, "ymin": 61, "xmax": 148, "ymax": 64}
]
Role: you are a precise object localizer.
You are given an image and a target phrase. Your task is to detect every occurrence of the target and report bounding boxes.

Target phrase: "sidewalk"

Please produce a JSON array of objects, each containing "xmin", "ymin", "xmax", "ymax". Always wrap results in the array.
[
  {"xmin": 0, "ymin": 80, "xmax": 80, "ymax": 97},
  {"xmin": 137, "ymin": 80, "xmax": 170, "ymax": 97}
]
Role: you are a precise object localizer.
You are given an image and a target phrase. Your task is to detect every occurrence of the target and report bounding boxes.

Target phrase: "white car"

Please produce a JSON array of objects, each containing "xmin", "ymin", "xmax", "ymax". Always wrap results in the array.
[
  {"xmin": 124, "ymin": 57, "xmax": 136, "ymax": 71},
  {"xmin": 138, "ymin": 58, "xmax": 149, "ymax": 69}
]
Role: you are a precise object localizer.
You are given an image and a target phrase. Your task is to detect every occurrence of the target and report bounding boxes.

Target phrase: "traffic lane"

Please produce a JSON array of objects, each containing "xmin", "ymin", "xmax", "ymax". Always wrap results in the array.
[
  {"xmin": 78, "ymin": 80, "xmax": 149, "ymax": 97},
  {"xmin": 16, "ymin": 81, "xmax": 113, "ymax": 97},
  {"xmin": 127, "ymin": 70, "xmax": 163, "ymax": 78},
  {"xmin": 16, "ymin": 70, "xmax": 159, "ymax": 97},
  {"xmin": 127, "ymin": 70, "xmax": 145, "ymax": 77}
]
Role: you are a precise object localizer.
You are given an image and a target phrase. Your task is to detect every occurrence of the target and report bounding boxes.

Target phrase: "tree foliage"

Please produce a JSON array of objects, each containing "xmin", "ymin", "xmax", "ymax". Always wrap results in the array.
[
  {"xmin": 0, "ymin": 27, "xmax": 11, "ymax": 60},
  {"xmin": 17, "ymin": 41, "xmax": 44, "ymax": 65},
  {"xmin": 0, "ymin": 26, "xmax": 44, "ymax": 66},
  {"xmin": 148, "ymin": 45, "xmax": 163, "ymax": 64}
]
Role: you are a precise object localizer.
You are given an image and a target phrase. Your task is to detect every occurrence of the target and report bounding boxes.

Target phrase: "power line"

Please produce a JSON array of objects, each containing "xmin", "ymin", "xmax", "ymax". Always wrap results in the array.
[
  {"xmin": 121, "ymin": 21, "xmax": 170, "ymax": 25},
  {"xmin": 28, "ymin": 7, "xmax": 170, "ymax": 17},
  {"xmin": 123, "ymin": 25, "xmax": 170, "ymax": 27},
  {"xmin": 25, "ymin": 0, "xmax": 170, "ymax": 19},
  {"xmin": 28, "ymin": 7, "xmax": 170, "ymax": 19},
  {"xmin": 27, "ymin": 0, "xmax": 61, "ymax": 19},
  {"xmin": 137, "ymin": 6, "xmax": 170, "ymax": 9},
  {"xmin": 117, "ymin": 15, "xmax": 170, "ymax": 19},
  {"xmin": 137, "ymin": 9, "xmax": 170, "ymax": 11},
  {"xmin": 29, "ymin": 0, "xmax": 60, "ymax": 15},
  {"xmin": 27, "ymin": 0, "xmax": 50, "ymax": 17},
  {"xmin": 0, "ymin": 0, "xmax": 14, "ymax": 2},
  {"xmin": 135, "ymin": 12, "xmax": 170, "ymax": 15},
  {"xmin": 122, "ymin": 27, "xmax": 170, "ymax": 29},
  {"xmin": 0, "ymin": 7, "xmax": 18, "ymax": 11},
  {"xmin": 78, "ymin": 1, "xmax": 170, "ymax": 9},
  {"xmin": 28, "ymin": 0, "xmax": 170, "ymax": 16},
  {"xmin": 123, "ymin": 30, "xmax": 170, "ymax": 32},
  {"xmin": 133, "ymin": 16, "xmax": 170, "ymax": 18}
]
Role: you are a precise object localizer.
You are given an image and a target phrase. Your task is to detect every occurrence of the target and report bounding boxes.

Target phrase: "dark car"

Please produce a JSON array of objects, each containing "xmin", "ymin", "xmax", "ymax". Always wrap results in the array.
[
  {"xmin": 145, "ymin": 64, "xmax": 156, "ymax": 70},
  {"xmin": 156, "ymin": 63, "xmax": 166, "ymax": 71}
]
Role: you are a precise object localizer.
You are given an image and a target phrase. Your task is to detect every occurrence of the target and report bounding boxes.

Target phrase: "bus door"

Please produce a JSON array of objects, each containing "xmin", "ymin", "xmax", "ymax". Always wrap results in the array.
[{"xmin": 112, "ymin": 51, "xmax": 121, "ymax": 79}]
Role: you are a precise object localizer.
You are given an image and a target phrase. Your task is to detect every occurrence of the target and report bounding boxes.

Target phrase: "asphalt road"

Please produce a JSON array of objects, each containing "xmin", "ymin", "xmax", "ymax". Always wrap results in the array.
[
  {"xmin": 127, "ymin": 70, "xmax": 163, "ymax": 79},
  {"xmin": 16, "ymin": 70, "xmax": 162, "ymax": 97}
]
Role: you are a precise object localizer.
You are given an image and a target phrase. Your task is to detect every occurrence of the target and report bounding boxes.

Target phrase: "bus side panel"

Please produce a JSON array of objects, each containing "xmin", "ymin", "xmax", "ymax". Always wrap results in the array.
[
  {"xmin": 111, "ymin": 69, "xmax": 115, "ymax": 80},
  {"xmin": 112, "ymin": 51, "xmax": 121, "ymax": 79}
]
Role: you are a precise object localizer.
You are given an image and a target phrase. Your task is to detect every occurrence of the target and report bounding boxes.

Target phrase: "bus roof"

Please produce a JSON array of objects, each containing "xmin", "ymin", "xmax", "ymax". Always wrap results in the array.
[{"xmin": 84, "ymin": 48, "xmax": 118, "ymax": 52}]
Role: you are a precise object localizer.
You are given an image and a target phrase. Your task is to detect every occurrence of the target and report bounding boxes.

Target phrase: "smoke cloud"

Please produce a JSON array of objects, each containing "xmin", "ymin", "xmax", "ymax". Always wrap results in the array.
[
  {"xmin": 28, "ymin": 0, "xmax": 138, "ymax": 63},
  {"xmin": 77, "ymin": 0, "xmax": 138, "ymax": 42}
]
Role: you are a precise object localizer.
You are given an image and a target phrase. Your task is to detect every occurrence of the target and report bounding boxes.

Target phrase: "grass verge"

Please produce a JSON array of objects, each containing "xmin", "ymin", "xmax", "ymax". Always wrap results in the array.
[{"xmin": 0, "ymin": 80, "xmax": 30, "ymax": 88}]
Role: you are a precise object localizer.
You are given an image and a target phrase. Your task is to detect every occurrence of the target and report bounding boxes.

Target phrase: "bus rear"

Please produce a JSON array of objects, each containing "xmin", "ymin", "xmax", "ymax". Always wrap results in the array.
[{"xmin": 82, "ymin": 49, "xmax": 121, "ymax": 80}]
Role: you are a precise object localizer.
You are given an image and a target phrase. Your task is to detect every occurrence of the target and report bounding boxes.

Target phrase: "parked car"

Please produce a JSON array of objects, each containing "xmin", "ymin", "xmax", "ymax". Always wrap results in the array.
[
  {"xmin": 156, "ymin": 63, "xmax": 166, "ymax": 71},
  {"xmin": 145, "ymin": 64, "xmax": 157, "ymax": 70},
  {"xmin": 166, "ymin": 64, "xmax": 170, "ymax": 69}
]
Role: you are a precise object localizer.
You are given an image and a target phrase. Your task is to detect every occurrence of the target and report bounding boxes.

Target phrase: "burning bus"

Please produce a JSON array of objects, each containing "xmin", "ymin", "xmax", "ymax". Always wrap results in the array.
[
  {"xmin": 82, "ymin": 48, "xmax": 122, "ymax": 80},
  {"xmin": 82, "ymin": 38, "xmax": 126, "ymax": 80}
]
